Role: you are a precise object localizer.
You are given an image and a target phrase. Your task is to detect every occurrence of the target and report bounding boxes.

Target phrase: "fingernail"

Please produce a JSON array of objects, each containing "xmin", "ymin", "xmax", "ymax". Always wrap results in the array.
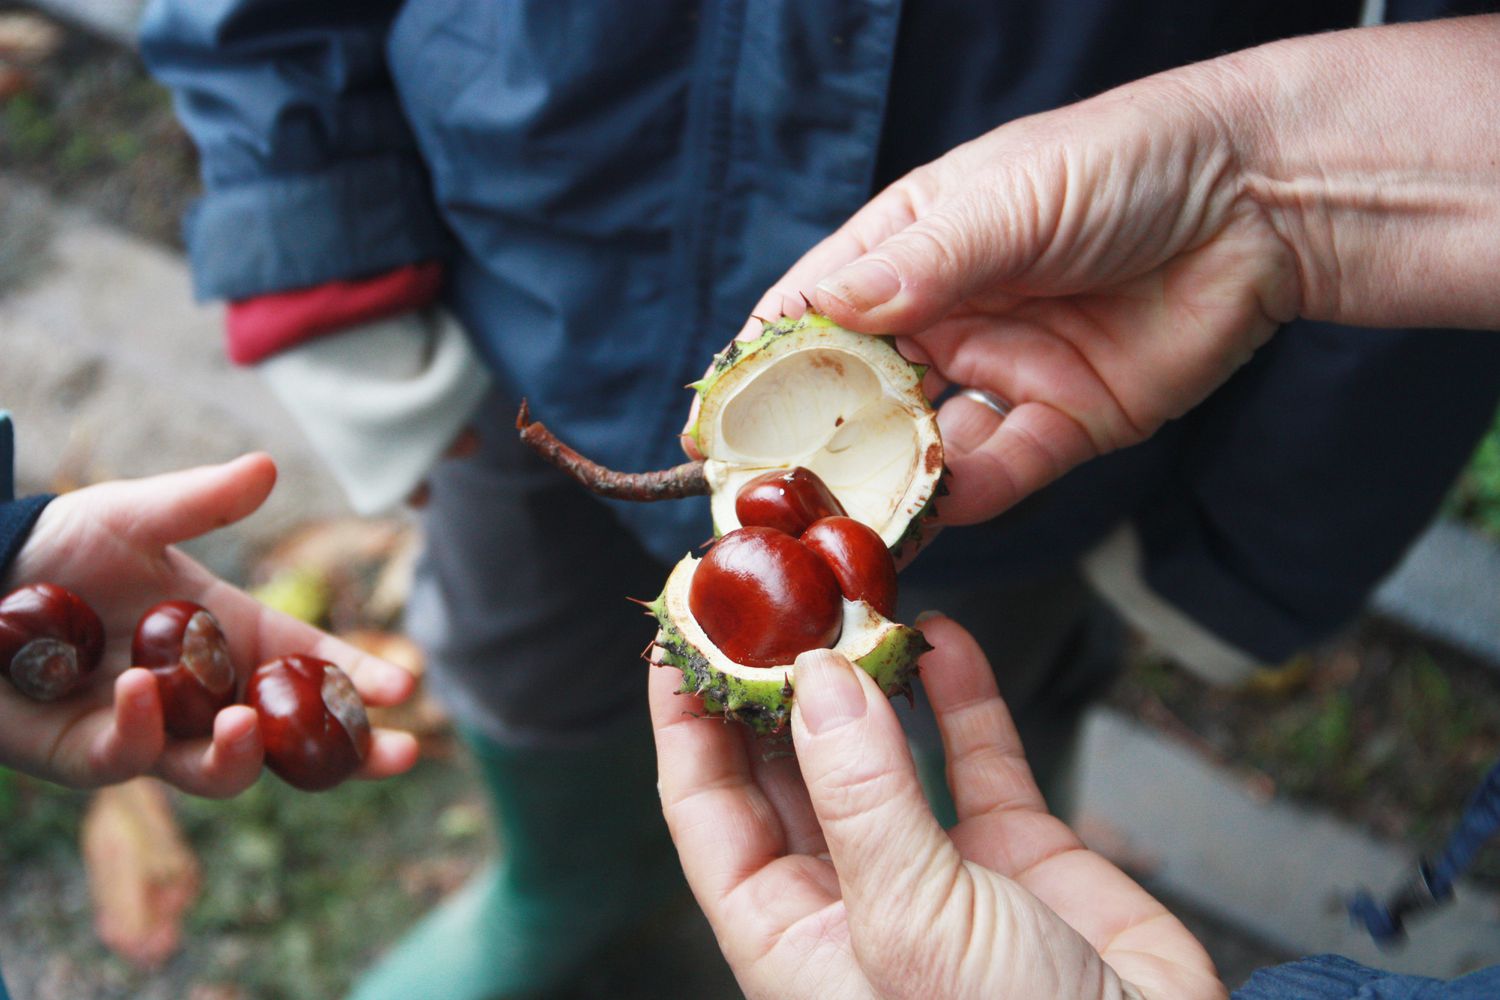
[
  {"xmin": 816, "ymin": 259, "xmax": 902, "ymax": 312},
  {"xmin": 794, "ymin": 649, "xmax": 867, "ymax": 734},
  {"xmin": 131, "ymin": 686, "xmax": 156, "ymax": 713},
  {"xmin": 914, "ymin": 609, "xmax": 944, "ymax": 625}
]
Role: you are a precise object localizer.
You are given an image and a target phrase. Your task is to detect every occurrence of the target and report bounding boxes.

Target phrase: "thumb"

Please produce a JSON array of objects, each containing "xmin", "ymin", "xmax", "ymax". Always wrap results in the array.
[
  {"xmin": 811, "ymin": 205, "xmax": 1011, "ymax": 334},
  {"xmin": 792, "ymin": 649, "xmax": 961, "ymax": 922},
  {"xmin": 104, "ymin": 453, "xmax": 278, "ymax": 548}
]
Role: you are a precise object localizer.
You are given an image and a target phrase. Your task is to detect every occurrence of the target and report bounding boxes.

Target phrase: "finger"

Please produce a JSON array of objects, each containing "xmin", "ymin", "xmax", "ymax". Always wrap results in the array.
[
  {"xmin": 790, "ymin": 649, "xmax": 960, "ymax": 918},
  {"xmin": 915, "ymin": 615, "xmax": 1046, "ymax": 822},
  {"xmin": 297, "ymin": 631, "xmax": 419, "ymax": 707},
  {"xmin": 813, "ymin": 200, "xmax": 1022, "ymax": 334},
  {"xmin": 152, "ymin": 705, "xmax": 263, "ymax": 798},
  {"xmin": 87, "ymin": 668, "xmax": 166, "ymax": 784},
  {"xmin": 112, "ymin": 453, "xmax": 279, "ymax": 548},
  {"xmin": 650, "ymin": 660, "xmax": 786, "ymax": 907},
  {"xmin": 354, "ymin": 729, "xmax": 420, "ymax": 781},
  {"xmin": 738, "ymin": 181, "xmax": 923, "ymax": 339},
  {"xmin": 893, "ymin": 336, "xmax": 951, "ymax": 402},
  {"xmin": 747, "ymin": 737, "xmax": 828, "ymax": 858},
  {"xmin": 935, "ymin": 398, "xmax": 1097, "ymax": 524},
  {"xmin": 187, "ymin": 575, "xmax": 417, "ymax": 707}
]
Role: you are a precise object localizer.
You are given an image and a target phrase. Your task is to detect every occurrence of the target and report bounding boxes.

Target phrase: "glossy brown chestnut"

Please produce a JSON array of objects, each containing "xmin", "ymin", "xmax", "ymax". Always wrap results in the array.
[
  {"xmin": 688, "ymin": 526, "xmax": 843, "ymax": 668},
  {"xmin": 246, "ymin": 655, "xmax": 371, "ymax": 792},
  {"xmin": 0, "ymin": 582, "xmax": 105, "ymax": 701},
  {"xmin": 733, "ymin": 466, "xmax": 846, "ymax": 537},
  {"xmin": 800, "ymin": 516, "xmax": 899, "ymax": 619},
  {"xmin": 132, "ymin": 600, "xmax": 237, "ymax": 738}
]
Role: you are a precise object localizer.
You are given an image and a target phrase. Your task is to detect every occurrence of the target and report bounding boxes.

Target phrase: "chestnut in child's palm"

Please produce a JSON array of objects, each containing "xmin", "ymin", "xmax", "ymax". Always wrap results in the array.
[
  {"xmin": 247, "ymin": 655, "xmax": 371, "ymax": 791},
  {"xmin": 132, "ymin": 600, "xmax": 237, "ymax": 738},
  {"xmin": 0, "ymin": 582, "xmax": 105, "ymax": 701}
]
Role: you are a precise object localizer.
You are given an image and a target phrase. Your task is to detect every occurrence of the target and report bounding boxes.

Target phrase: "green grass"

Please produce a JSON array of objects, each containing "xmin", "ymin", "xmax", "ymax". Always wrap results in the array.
[
  {"xmin": 1450, "ymin": 406, "xmax": 1500, "ymax": 539},
  {"xmin": 0, "ymin": 756, "xmax": 488, "ymax": 999}
]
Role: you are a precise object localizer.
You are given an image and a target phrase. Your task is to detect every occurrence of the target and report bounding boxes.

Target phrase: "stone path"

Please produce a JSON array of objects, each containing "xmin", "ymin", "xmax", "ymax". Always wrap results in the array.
[
  {"xmin": 1375, "ymin": 521, "xmax": 1500, "ymax": 670},
  {"xmin": 1076, "ymin": 709, "xmax": 1500, "ymax": 983},
  {"xmin": 0, "ymin": 177, "xmax": 349, "ymax": 581}
]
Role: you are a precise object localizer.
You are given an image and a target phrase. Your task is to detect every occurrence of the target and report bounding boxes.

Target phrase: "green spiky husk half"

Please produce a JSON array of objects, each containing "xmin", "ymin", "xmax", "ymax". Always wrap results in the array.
[{"xmin": 649, "ymin": 558, "xmax": 931, "ymax": 736}]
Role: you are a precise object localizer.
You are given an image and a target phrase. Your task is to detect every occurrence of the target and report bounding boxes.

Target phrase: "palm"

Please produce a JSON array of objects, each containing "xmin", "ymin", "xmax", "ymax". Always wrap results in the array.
[{"xmin": 1, "ymin": 456, "xmax": 416, "ymax": 793}]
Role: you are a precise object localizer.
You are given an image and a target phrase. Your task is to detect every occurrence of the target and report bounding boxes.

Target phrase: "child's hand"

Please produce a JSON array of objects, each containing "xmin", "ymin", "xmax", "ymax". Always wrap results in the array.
[{"xmin": 0, "ymin": 454, "xmax": 419, "ymax": 795}]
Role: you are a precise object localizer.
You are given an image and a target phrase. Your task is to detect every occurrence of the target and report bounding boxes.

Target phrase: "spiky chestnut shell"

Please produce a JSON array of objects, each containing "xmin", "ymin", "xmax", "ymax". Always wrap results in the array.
[
  {"xmin": 690, "ymin": 312, "xmax": 945, "ymax": 562},
  {"xmin": 517, "ymin": 314, "xmax": 944, "ymax": 732},
  {"xmin": 651, "ymin": 553, "xmax": 929, "ymax": 737}
]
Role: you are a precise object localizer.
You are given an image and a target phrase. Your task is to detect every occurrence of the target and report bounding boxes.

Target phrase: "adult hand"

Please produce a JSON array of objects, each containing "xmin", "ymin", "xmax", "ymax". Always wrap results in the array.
[
  {"xmin": 650, "ymin": 615, "xmax": 1223, "ymax": 1000},
  {"xmin": 739, "ymin": 16, "xmax": 1500, "ymax": 525},
  {"xmin": 0, "ymin": 454, "xmax": 419, "ymax": 794}
]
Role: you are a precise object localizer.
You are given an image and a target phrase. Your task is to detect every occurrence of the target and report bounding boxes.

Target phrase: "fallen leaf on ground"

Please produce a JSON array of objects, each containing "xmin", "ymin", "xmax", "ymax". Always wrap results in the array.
[
  {"xmin": 0, "ymin": 12, "xmax": 63, "ymax": 64},
  {"xmin": 81, "ymin": 778, "xmax": 201, "ymax": 968}
]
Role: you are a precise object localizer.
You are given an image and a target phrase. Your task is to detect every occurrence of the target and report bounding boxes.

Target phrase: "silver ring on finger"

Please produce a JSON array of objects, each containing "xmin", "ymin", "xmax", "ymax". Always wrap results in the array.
[{"xmin": 958, "ymin": 387, "xmax": 1013, "ymax": 419}]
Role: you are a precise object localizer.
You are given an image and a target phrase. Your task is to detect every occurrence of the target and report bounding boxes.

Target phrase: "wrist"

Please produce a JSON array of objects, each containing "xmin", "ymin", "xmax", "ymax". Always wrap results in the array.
[{"xmin": 1208, "ymin": 15, "xmax": 1500, "ymax": 329}]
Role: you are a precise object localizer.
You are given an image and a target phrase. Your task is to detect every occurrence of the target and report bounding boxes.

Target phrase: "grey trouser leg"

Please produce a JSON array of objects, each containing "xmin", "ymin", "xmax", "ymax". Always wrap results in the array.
[
  {"xmin": 899, "ymin": 569, "xmax": 1125, "ymax": 816},
  {"xmin": 406, "ymin": 391, "xmax": 672, "ymax": 748}
]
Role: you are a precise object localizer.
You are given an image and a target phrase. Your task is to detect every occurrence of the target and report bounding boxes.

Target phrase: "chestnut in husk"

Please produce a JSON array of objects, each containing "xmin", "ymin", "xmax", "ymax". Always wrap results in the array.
[
  {"xmin": 734, "ymin": 466, "xmax": 846, "ymax": 537},
  {"xmin": 688, "ymin": 527, "xmax": 843, "ymax": 668}
]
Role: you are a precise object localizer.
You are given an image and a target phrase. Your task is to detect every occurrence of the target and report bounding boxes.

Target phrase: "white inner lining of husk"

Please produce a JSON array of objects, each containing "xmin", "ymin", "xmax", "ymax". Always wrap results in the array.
[{"xmin": 701, "ymin": 337, "xmax": 938, "ymax": 545}]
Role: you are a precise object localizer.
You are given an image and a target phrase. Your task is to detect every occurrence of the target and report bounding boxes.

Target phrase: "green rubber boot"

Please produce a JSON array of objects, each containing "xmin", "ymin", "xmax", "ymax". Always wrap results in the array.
[{"xmin": 348, "ymin": 720, "xmax": 685, "ymax": 1000}]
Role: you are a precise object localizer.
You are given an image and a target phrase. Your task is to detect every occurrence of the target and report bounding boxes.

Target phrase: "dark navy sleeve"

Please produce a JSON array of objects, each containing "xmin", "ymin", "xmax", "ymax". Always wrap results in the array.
[
  {"xmin": 138, "ymin": 0, "xmax": 450, "ymax": 301},
  {"xmin": 1233, "ymin": 955, "xmax": 1500, "ymax": 1000},
  {"xmin": 0, "ymin": 412, "xmax": 54, "ymax": 581}
]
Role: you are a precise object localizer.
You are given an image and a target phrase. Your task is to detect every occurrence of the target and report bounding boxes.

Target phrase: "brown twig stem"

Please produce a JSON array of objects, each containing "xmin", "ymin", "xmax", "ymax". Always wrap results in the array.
[{"xmin": 516, "ymin": 400, "xmax": 710, "ymax": 501}]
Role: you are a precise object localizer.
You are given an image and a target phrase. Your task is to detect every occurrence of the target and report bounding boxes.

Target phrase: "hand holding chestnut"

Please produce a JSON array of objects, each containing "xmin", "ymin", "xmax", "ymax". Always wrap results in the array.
[{"xmin": 0, "ymin": 454, "xmax": 418, "ymax": 794}]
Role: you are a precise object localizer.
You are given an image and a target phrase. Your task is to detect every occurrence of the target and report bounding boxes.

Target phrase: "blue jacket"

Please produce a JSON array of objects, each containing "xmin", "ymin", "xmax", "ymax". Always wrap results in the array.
[
  {"xmin": 138, "ymin": 0, "xmax": 1500, "ymax": 663},
  {"xmin": 0, "ymin": 413, "xmax": 51, "ymax": 574},
  {"xmin": 1233, "ymin": 955, "xmax": 1500, "ymax": 999}
]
